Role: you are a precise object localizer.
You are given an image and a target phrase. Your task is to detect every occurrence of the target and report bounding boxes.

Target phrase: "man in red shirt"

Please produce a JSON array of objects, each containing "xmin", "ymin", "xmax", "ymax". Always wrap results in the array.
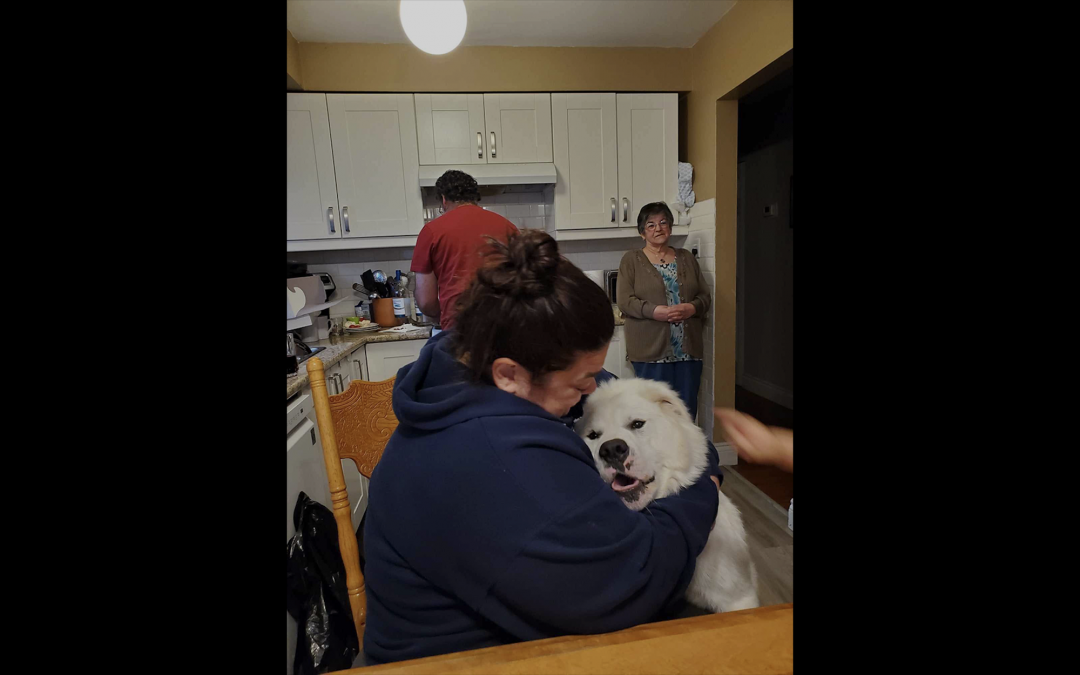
[{"xmin": 412, "ymin": 170, "xmax": 518, "ymax": 331}]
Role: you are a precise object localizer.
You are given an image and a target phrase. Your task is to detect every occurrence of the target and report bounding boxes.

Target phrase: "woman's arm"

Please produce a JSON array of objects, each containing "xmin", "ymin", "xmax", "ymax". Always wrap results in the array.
[
  {"xmin": 618, "ymin": 253, "xmax": 669, "ymax": 321},
  {"xmin": 478, "ymin": 465, "xmax": 720, "ymax": 637},
  {"xmin": 665, "ymin": 253, "xmax": 712, "ymax": 323}
]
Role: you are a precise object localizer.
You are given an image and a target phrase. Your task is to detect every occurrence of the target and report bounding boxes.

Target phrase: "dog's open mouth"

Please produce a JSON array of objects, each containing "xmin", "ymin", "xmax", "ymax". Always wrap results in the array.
[{"xmin": 611, "ymin": 473, "xmax": 654, "ymax": 502}]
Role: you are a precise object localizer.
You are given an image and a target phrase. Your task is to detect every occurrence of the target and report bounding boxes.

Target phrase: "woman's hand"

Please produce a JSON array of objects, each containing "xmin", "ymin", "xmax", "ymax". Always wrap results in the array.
[
  {"xmin": 713, "ymin": 408, "xmax": 793, "ymax": 473},
  {"xmin": 666, "ymin": 303, "xmax": 696, "ymax": 323},
  {"xmin": 652, "ymin": 305, "xmax": 672, "ymax": 322}
]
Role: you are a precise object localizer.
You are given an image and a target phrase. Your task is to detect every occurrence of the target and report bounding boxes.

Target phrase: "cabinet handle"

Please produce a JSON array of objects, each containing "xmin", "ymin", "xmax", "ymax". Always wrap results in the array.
[
  {"xmin": 477, "ymin": 132, "xmax": 483, "ymax": 159},
  {"xmin": 354, "ymin": 359, "xmax": 364, "ymax": 380},
  {"xmin": 328, "ymin": 207, "xmax": 336, "ymax": 234},
  {"xmin": 611, "ymin": 198, "xmax": 616, "ymax": 223},
  {"xmin": 335, "ymin": 374, "xmax": 344, "ymax": 392},
  {"xmin": 623, "ymin": 198, "xmax": 629, "ymax": 223},
  {"xmin": 490, "ymin": 132, "xmax": 496, "ymax": 158},
  {"xmin": 342, "ymin": 206, "xmax": 350, "ymax": 234}
]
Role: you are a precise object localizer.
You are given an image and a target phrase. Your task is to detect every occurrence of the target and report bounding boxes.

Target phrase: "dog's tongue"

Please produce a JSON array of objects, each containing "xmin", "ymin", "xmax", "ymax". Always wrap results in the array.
[{"xmin": 612, "ymin": 474, "xmax": 640, "ymax": 492}]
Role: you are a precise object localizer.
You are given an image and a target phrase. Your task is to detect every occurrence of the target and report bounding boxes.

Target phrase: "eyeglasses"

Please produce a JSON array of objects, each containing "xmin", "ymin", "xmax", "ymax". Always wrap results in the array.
[{"xmin": 644, "ymin": 220, "xmax": 671, "ymax": 231}]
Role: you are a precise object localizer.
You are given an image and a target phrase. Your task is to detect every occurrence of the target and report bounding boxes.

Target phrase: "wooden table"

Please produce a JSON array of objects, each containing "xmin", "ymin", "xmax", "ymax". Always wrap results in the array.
[{"xmin": 341, "ymin": 603, "xmax": 792, "ymax": 674}]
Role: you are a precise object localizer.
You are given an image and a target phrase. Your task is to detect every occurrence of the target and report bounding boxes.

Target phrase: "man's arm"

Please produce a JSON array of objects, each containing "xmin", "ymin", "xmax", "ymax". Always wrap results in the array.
[{"xmin": 414, "ymin": 272, "xmax": 440, "ymax": 320}]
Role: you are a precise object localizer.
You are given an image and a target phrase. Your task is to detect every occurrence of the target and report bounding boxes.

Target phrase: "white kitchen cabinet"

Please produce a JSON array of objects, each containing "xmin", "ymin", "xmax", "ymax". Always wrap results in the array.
[
  {"xmin": 603, "ymin": 324, "xmax": 624, "ymax": 377},
  {"xmin": 347, "ymin": 345, "xmax": 369, "ymax": 382},
  {"xmin": 415, "ymin": 94, "xmax": 487, "ymax": 165},
  {"xmin": 326, "ymin": 94, "xmax": 424, "ymax": 238},
  {"xmin": 416, "ymin": 93, "xmax": 553, "ymax": 166},
  {"xmin": 322, "ymin": 359, "xmax": 353, "ymax": 395},
  {"xmin": 551, "ymin": 93, "xmax": 619, "ymax": 230},
  {"xmin": 483, "ymin": 94, "xmax": 553, "ymax": 164},
  {"xmin": 616, "ymin": 93, "xmax": 679, "ymax": 227},
  {"xmin": 552, "ymin": 93, "xmax": 678, "ymax": 232},
  {"xmin": 366, "ymin": 340, "xmax": 425, "ymax": 382},
  {"xmin": 603, "ymin": 326, "xmax": 635, "ymax": 380},
  {"xmin": 287, "ymin": 94, "xmax": 341, "ymax": 241}
]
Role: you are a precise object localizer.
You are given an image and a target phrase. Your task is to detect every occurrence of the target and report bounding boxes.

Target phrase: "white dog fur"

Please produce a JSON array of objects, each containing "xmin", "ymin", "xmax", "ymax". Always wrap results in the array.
[{"xmin": 577, "ymin": 378, "xmax": 759, "ymax": 613}]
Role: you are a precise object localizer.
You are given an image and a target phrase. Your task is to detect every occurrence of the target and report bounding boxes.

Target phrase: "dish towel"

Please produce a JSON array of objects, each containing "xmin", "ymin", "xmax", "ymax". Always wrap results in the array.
[
  {"xmin": 678, "ymin": 162, "xmax": 695, "ymax": 209},
  {"xmin": 379, "ymin": 324, "xmax": 427, "ymax": 335}
]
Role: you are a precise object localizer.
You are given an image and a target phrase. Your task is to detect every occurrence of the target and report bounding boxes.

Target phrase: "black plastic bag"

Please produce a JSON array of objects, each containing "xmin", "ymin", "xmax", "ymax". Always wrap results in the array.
[{"xmin": 287, "ymin": 492, "xmax": 360, "ymax": 674}]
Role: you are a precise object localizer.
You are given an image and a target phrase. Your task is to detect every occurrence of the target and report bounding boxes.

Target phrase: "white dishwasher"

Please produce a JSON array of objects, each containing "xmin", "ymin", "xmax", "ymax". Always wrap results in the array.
[{"xmin": 286, "ymin": 390, "xmax": 370, "ymax": 674}]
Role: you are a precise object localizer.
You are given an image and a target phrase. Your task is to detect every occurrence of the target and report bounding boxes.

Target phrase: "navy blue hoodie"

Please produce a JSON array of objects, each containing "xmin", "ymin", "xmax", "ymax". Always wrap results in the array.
[{"xmin": 361, "ymin": 331, "xmax": 720, "ymax": 663}]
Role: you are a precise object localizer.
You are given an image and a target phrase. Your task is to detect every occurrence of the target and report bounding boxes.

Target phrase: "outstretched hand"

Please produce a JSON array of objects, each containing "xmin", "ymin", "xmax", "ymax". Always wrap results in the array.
[{"xmin": 713, "ymin": 408, "xmax": 793, "ymax": 473}]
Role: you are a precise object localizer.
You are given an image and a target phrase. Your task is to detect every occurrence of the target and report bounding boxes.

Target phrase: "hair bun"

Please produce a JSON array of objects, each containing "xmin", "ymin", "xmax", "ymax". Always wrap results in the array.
[{"xmin": 477, "ymin": 229, "xmax": 561, "ymax": 298}]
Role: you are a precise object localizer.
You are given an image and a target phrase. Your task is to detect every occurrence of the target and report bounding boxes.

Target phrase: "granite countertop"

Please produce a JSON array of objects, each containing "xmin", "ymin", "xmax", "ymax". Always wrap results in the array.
[
  {"xmin": 288, "ymin": 308, "xmax": 621, "ymax": 399},
  {"xmin": 287, "ymin": 326, "xmax": 432, "ymax": 399}
]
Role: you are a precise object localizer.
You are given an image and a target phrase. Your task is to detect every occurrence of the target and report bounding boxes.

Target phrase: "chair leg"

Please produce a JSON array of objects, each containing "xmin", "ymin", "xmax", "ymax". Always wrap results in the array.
[{"xmin": 307, "ymin": 357, "xmax": 367, "ymax": 646}]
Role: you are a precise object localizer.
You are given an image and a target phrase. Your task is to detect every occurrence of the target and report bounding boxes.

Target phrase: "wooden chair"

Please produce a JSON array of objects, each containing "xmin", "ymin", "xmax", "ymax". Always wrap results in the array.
[{"xmin": 306, "ymin": 356, "xmax": 398, "ymax": 648}]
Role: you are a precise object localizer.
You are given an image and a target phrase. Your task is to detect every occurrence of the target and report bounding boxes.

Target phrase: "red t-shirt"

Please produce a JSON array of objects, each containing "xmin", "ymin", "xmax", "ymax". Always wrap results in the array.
[{"xmin": 411, "ymin": 204, "xmax": 518, "ymax": 330}]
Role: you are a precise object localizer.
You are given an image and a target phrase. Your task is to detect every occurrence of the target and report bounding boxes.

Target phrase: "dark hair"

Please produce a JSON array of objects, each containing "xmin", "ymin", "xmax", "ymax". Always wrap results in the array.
[
  {"xmin": 451, "ymin": 229, "xmax": 615, "ymax": 385},
  {"xmin": 636, "ymin": 202, "xmax": 675, "ymax": 235},
  {"xmin": 435, "ymin": 170, "xmax": 481, "ymax": 205}
]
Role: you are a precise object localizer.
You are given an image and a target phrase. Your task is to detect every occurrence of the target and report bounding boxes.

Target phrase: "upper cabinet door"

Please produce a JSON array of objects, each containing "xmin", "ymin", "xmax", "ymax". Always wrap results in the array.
[
  {"xmin": 287, "ymin": 94, "xmax": 341, "ymax": 241},
  {"xmin": 415, "ymin": 94, "xmax": 487, "ymax": 165},
  {"xmin": 326, "ymin": 94, "xmax": 424, "ymax": 238},
  {"xmin": 616, "ymin": 94, "xmax": 678, "ymax": 228},
  {"xmin": 551, "ymin": 93, "xmax": 618, "ymax": 230},
  {"xmin": 483, "ymin": 94, "xmax": 553, "ymax": 164}
]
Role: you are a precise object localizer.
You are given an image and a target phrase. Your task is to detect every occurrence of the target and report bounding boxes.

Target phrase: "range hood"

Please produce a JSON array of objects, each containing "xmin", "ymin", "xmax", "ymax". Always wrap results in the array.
[{"xmin": 419, "ymin": 163, "xmax": 556, "ymax": 186}]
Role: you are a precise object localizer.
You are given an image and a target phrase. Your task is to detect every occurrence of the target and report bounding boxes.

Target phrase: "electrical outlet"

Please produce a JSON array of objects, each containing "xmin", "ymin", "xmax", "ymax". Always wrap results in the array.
[{"xmin": 763, "ymin": 204, "xmax": 779, "ymax": 217}]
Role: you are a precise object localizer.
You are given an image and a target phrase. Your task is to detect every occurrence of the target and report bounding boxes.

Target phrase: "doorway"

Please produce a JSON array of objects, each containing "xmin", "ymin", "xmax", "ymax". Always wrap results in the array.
[{"xmin": 731, "ymin": 65, "xmax": 793, "ymax": 508}]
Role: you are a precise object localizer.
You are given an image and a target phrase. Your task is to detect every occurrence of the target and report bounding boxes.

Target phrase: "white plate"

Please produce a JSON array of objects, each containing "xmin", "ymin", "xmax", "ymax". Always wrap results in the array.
[{"xmin": 344, "ymin": 325, "xmax": 380, "ymax": 333}]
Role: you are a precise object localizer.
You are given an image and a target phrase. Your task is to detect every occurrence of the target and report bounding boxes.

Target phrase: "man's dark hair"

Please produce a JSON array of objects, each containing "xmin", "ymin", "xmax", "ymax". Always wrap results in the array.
[{"xmin": 435, "ymin": 170, "xmax": 481, "ymax": 205}]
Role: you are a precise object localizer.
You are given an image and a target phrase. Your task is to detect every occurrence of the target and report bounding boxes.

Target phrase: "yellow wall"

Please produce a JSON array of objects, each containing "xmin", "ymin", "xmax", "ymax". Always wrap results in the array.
[
  {"xmin": 287, "ymin": 30, "xmax": 303, "ymax": 89},
  {"xmin": 686, "ymin": 0, "xmax": 794, "ymax": 203},
  {"xmin": 297, "ymin": 43, "xmax": 691, "ymax": 92},
  {"xmin": 683, "ymin": 0, "xmax": 793, "ymax": 419}
]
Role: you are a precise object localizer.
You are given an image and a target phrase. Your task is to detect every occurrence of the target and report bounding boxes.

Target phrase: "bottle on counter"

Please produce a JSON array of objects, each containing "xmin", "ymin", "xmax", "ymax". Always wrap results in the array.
[{"xmin": 392, "ymin": 270, "xmax": 408, "ymax": 322}]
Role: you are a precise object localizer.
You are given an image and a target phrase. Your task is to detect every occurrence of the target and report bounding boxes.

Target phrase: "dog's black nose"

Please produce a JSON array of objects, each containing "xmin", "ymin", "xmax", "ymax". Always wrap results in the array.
[{"xmin": 598, "ymin": 439, "xmax": 629, "ymax": 467}]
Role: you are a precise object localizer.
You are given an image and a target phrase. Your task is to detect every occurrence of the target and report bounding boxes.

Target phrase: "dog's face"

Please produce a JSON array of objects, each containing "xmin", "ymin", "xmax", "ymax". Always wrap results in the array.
[{"xmin": 576, "ymin": 378, "xmax": 707, "ymax": 511}]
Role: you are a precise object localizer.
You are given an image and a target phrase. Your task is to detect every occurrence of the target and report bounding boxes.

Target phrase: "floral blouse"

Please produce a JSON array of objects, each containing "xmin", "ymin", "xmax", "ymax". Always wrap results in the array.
[{"xmin": 652, "ymin": 261, "xmax": 695, "ymax": 363}]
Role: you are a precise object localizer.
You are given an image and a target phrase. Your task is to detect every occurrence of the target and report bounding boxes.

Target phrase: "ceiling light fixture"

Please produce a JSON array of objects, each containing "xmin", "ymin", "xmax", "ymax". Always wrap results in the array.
[{"xmin": 399, "ymin": 0, "xmax": 467, "ymax": 55}]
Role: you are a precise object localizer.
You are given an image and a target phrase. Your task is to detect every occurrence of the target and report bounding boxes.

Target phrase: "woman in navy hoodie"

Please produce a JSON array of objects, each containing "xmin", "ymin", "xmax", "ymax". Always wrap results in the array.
[{"xmin": 361, "ymin": 229, "xmax": 721, "ymax": 664}]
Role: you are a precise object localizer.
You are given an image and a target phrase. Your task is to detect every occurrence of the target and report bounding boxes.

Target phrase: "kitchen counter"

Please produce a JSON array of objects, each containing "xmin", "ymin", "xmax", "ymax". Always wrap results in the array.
[
  {"xmin": 289, "ymin": 307, "xmax": 620, "ymax": 399},
  {"xmin": 287, "ymin": 326, "xmax": 432, "ymax": 399}
]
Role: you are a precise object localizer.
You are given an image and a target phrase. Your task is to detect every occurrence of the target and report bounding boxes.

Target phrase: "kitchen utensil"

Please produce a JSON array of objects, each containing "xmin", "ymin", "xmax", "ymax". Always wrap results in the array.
[
  {"xmin": 373, "ymin": 269, "xmax": 389, "ymax": 297},
  {"xmin": 361, "ymin": 270, "xmax": 377, "ymax": 290}
]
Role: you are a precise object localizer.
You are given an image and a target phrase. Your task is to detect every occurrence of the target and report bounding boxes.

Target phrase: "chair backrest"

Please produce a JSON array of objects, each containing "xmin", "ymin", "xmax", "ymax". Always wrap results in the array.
[{"xmin": 306, "ymin": 356, "xmax": 399, "ymax": 649}]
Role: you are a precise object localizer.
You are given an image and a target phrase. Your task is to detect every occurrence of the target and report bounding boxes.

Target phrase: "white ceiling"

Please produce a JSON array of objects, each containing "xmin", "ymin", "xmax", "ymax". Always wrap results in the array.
[{"xmin": 286, "ymin": 0, "xmax": 737, "ymax": 48}]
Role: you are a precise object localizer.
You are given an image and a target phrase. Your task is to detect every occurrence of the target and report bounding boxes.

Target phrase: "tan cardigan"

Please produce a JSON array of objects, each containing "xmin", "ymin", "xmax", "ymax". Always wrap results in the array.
[{"xmin": 617, "ymin": 248, "xmax": 711, "ymax": 362}]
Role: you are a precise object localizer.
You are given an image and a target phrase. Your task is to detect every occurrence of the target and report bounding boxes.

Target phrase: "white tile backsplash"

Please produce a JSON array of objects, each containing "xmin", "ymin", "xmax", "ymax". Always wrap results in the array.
[{"xmin": 507, "ymin": 204, "xmax": 532, "ymax": 217}]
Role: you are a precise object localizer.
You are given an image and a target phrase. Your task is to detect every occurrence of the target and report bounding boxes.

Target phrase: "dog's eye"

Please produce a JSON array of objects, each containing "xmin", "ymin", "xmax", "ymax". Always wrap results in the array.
[
  {"xmin": 630, "ymin": 420, "xmax": 646, "ymax": 430},
  {"xmin": 587, "ymin": 430, "xmax": 601, "ymax": 440}
]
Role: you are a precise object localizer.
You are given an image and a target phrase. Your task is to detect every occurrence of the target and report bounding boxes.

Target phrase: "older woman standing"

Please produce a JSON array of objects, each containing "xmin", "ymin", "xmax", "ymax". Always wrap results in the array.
[{"xmin": 617, "ymin": 202, "xmax": 711, "ymax": 419}]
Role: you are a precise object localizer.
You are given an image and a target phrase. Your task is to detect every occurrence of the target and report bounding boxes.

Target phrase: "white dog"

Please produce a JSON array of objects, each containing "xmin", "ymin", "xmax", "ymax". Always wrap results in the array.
[{"xmin": 577, "ymin": 378, "xmax": 759, "ymax": 613}]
